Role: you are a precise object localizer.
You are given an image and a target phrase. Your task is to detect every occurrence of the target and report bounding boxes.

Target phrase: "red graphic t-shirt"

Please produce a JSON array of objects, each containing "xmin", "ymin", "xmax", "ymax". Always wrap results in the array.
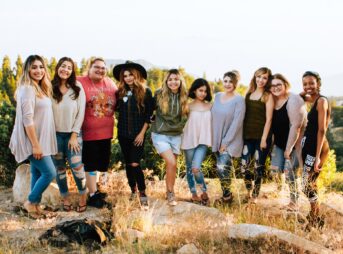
[{"xmin": 77, "ymin": 76, "xmax": 118, "ymax": 141}]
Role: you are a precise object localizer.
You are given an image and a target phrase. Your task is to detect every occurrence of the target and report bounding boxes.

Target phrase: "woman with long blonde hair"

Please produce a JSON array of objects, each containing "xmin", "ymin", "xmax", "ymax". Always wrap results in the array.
[
  {"xmin": 113, "ymin": 61, "xmax": 153, "ymax": 209},
  {"xmin": 10, "ymin": 55, "xmax": 57, "ymax": 218},
  {"xmin": 151, "ymin": 69, "xmax": 188, "ymax": 206}
]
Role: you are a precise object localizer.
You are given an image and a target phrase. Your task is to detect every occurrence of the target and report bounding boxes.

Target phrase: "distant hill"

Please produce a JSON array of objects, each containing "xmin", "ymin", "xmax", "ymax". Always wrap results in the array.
[
  {"xmin": 324, "ymin": 73, "xmax": 343, "ymax": 97},
  {"xmin": 105, "ymin": 59, "xmax": 167, "ymax": 70}
]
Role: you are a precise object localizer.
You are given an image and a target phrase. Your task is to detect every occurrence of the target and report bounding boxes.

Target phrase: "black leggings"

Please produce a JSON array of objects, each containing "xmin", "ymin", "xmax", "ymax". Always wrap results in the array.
[{"xmin": 118, "ymin": 136, "xmax": 146, "ymax": 192}]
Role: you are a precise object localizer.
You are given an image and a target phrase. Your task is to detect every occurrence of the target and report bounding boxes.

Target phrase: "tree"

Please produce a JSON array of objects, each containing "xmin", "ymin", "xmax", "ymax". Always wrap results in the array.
[
  {"xmin": 1, "ymin": 56, "xmax": 16, "ymax": 105},
  {"xmin": 79, "ymin": 58, "xmax": 88, "ymax": 76},
  {"xmin": 15, "ymin": 55, "xmax": 23, "ymax": 83},
  {"xmin": 48, "ymin": 57, "xmax": 57, "ymax": 79}
]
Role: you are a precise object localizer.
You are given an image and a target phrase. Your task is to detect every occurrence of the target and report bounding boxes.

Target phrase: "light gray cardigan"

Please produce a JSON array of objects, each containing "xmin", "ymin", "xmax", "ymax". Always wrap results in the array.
[{"xmin": 9, "ymin": 85, "xmax": 57, "ymax": 163}]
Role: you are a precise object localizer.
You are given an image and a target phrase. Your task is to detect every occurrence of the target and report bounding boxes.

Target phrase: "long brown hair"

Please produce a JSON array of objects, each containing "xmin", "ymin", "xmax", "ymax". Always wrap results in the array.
[
  {"xmin": 247, "ymin": 67, "xmax": 272, "ymax": 102},
  {"xmin": 17, "ymin": 55, "xmax": 51, "ymax": 98},
  {"xmin": 52, "ymin": 57, "xmax": 80, "ymax": 103},
  {"xmin": 157, "ymin": 69, "xmax": 188, "ymax": 116},
  {"xmin": 117, "ymin": 68, "xmax": 146, "ymax": 112}
]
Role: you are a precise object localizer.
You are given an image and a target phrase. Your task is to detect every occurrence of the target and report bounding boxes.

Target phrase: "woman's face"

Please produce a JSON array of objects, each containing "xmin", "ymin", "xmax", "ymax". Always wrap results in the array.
[
  {"xmin": 88, "ymin": 60, "xmax": 106, "ymax": 81},
  {"xmin": 123, "ymin": 70, "xmax": 134, "ymax": 86},
  {"xmin": 167, "ymin": 73, "xmax": 181, "ymax": 93},
  {"xmin": 57, "ymin": 61, "xmax": 73, "ymax": 81},
  {"xmin": 223, "ymin": 76, "xmax": 236, "ymax": 93},
  {"xmin": 255, "ymin": 73, "xmax": 269, "ymax": 88},
  {"xmin": 270, "ymin": 78, "xmax": 286, "ymax": 97},
  {"xmin": 194, "ymin": 85, "xmax": 208, "ymax": 101},
  {"xmin": 29, "ymin": 60, "xmax": 45, "ymax": 83},
  {"xmin": 302, "ymin": 75, "xmax": 319, "ymax": 95}
]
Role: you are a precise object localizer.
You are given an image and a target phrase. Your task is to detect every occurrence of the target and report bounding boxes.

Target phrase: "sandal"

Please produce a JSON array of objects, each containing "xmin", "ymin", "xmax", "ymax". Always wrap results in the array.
[
  {"xmin": 76, "ymin": 204, "xmax": 87, "ymax": 213},
  {"xmin": 200, "ymin": 193, "xmax": 210, "ymax": 206},
  {"xmin": 63, "ymin": 204, "xmax": 73, "ymax": 212}
]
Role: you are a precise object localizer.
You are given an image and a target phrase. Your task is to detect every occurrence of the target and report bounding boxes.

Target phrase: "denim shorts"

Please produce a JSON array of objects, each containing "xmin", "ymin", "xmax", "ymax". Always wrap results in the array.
[
  {"xmin": 151, "ymin": 132, "xmax": 182, "ymax": 155},
  {"xmin": 271, "ymin": 145, "xmax": 299, "ymax": 173}
]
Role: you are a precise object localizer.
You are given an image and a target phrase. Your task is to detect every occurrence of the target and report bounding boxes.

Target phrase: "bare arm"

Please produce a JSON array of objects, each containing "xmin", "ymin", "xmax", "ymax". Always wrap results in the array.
[
  {"xmin": 134, "ymin": 123, "xmax": 149, "ymax": 146},
  {"xmin": 260, "ymin": 94, "xmax": 274, "ymax": 149},
  {"xmin": 314, "ymin": 97, "xmax": 329, "ymax": 172}
]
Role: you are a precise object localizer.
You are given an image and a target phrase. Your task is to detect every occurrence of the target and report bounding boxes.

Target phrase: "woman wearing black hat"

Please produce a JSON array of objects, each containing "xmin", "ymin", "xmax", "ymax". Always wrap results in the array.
[{"xmin": 113, "ymin": 61, "xmax": 153, "ymax": 209}]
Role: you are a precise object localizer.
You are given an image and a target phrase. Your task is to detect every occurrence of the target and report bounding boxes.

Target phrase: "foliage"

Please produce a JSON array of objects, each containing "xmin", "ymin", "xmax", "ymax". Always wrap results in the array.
[
  {"xmin": 317, "ymin": 150, "xmax": 337, "ymax": 195},
  {"xmin": 0, "ymin": 101, "xmax": 16, "ymax": 186}
]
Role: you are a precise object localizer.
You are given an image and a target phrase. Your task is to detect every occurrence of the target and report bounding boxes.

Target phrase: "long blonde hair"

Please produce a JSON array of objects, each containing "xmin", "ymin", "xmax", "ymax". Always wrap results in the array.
[
  {"xmin": 157, "ymin": 69, "xmax": 188, "ymax": 116},
  {"xmin": 17, "ymin": 55, "xmax": 51, "ymax": 98},
  {"xmin": 118, "ymin": 68, "xmax": 146, "ymax": 113}
]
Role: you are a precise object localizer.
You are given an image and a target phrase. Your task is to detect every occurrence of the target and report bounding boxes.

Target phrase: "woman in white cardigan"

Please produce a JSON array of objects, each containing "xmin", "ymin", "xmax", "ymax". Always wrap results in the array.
[{"xmin": 10, "ymin": 55, "xmax": 57, "ymax": 218}]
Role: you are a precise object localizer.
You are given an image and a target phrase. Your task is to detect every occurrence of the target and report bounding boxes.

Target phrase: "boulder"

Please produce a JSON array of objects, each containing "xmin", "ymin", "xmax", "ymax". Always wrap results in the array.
[
  {"xmin": 12, "ymin": 164, "xmax": 60, "ymax": 206},
  {"xmin": 176, "ymin": 243, "xmax": 203, "ymax": 254},
  {"xmin": 128, "ymin": 198, "xmax": 233, "ymax": 232},
  {"xmin": 228, "ymin": 224, "xmax": 333, "ymax": 254}
]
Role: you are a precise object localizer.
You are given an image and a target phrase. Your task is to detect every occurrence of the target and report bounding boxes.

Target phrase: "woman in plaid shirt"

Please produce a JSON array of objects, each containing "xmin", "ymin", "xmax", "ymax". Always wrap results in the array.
[{"xmin": 113, "ymin": 61, "xmax": 153, "ymax": 209}]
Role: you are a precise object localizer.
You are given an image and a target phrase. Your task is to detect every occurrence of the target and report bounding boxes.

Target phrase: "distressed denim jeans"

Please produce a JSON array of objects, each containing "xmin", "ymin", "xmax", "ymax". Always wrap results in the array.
[
  {"xmin": 53, "ymin": 132, "xmax": 86, "ymax": 197},
  {"xmin": 184, "ymin": 145, "xmax": 208, "ymax": 195}
]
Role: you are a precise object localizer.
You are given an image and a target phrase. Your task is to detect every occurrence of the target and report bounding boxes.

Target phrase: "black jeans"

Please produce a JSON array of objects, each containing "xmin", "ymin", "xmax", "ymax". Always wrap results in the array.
[
  {"xmin": 242, "ymin": 138, "xmax": 272, "ymax": 198},
  {"xmin": 118, "ymin": 136, "xmax": 146, "ymax": 192}
]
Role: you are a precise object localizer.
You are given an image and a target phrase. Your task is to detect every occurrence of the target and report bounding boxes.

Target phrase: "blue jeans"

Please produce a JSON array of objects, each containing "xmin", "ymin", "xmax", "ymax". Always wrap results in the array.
[
  {"xmin": 53, "ymin": 132, "xmax": 86, "ymax": 197},
  {"xmin": 28, "ymin": 155, "xmax": 56, "ymax": 204},
  {"xmin": 271, "ymin": 146, "xmax": 299, "ymax": 202},
  {"xmin": 241, "ymin": 138, "xmax": 271, "ymax": 198},
  {"xmin": 215, "ymin": 150, "xmax": 233, "ymax": 198},
  {"xmin": 184, "ymin": 145, "xmax": 208, "ymax": 195}
]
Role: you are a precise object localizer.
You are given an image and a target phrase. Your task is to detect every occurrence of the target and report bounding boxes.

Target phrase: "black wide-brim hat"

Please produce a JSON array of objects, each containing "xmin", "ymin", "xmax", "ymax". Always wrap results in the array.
[{"xmin": 112, "ymin": 61, "xmax": 147, "ymax": 81}]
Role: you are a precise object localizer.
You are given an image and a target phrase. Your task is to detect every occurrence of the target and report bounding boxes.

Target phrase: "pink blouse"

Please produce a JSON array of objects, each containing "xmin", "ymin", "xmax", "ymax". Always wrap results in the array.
[{"xmin": 181, "ymin": 110, "xmax": 212, "ymax": 150}]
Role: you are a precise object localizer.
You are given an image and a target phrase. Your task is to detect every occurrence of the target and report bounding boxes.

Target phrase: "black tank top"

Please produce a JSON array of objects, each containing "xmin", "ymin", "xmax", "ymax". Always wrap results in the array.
[
  {"xmin": 272, "ymin": 100, "xmax": 289, "ymax": 150},
  {"xmin": 304, "ymin": 95, "xmax": 331, "ymax": 151}
]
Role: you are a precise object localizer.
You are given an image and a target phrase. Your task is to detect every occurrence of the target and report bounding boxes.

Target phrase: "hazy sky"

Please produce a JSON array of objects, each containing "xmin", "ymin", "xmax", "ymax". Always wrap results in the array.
[{"xmin": 1, "ymin": 0, "xmax": 342, "ymax": 95}]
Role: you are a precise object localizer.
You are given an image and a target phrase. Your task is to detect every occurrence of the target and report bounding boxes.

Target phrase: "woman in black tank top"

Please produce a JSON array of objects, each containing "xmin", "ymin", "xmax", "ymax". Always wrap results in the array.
[
  {"xmin": 270, "ymin": 74, "xmax": 306, "ymax": 211},
  {"xmin": 301, "ymin": 71, "xmax": 331, "ymax": 228}
]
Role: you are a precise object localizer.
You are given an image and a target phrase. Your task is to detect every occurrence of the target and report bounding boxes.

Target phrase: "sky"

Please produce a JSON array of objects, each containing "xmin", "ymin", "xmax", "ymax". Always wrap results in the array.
[{"xmin": 1, "ymin": 0, "xmax": 342, "ymax": 96}]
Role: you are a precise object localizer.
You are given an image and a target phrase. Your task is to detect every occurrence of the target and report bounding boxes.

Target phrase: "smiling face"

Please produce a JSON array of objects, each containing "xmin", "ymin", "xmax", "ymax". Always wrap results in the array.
[
  {"xmin": 271, "ymin": 78, "xmax": 287, "ymax": 97},
  {"xmin": 29, "ymin": 60, "xmax": 45, "ymax": 83},
  {"xmin": 57, "ymin": 61, "xmax": 73, "ymax": 81},
  {"xmin": 123, "ymin": 70, "xmax": 134, "ymax": 86},
  {"xmin": 167, "ymin": 73, "xmax": 181, "ymax": 93},
  {"xmin": 302, "ymin": 75, "xmax": 319, "ymax": 95},
  {"xmin": 223, "ymin": 76, "xmax": 236, "ymax": 93},
  {"xmin": 194, "ymin": 85, "xmax": 208, "ymax": 101},
  {"xmin": 88, "ymin": 60, "xmax": 106, "ymax": 82},
  {"xmin": 255, "ymin": 73, "xmax": 269, "ymax": 88}
]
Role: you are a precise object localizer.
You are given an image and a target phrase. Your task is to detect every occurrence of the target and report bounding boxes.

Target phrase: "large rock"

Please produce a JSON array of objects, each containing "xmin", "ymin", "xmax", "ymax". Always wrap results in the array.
[
  {"xmin": 176, "ymin": 243, "xmax": 203, "ymax": 254},
  {"xmin": 228, "ymin": 224, "xmax": 333, "ymax": 254},
  {"xmin": 12, "ymin": 164, "xmax": 60, "ymax": 206},
  {"xmin": 127, "ymin": 198, "xmax": 233, "ymax": 233}
]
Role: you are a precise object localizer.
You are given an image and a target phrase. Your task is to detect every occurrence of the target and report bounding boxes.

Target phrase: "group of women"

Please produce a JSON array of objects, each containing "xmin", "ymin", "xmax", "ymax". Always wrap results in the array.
[{"xmin": 9, "ymin": 55, "xmax": 330, "ymax": 227}]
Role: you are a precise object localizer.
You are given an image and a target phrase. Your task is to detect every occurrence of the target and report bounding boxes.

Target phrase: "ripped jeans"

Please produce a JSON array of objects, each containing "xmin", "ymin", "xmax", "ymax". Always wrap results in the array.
[
  {"xmin": 184, "ymin": 145, "xmax": 208, "ymax": 195},
  {"xmin": 215, "ymin": 150, "xmax": 233, "ymax": 198},
  {"xmin": 53, "ymin": 132, "xmax": 86, "ymax": 197},
  {"xmin": 241, "ymin": 138, "xmax": 271, "ymax": 198}
]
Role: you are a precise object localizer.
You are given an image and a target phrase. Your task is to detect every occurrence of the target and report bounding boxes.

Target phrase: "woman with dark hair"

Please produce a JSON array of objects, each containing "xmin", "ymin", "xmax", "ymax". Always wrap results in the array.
[
  {"xmin": 211, "ymin": 71, "xmax": 245, "ymax": 206},
  {"xmin": 77, "ymin": 57, "xmax": 117, "ymax": 208},
  {"xmin": 9, "ymin": 55, "xmax": 57, "ymax": 218},
  {"xmin": 51, "ymin": 57, "xmax": 87, "ymax": 212},
  {"xmin": 269, "ymin": 73, "xmax": 307, "ymax": 210},
  {"xmin": 242, "ymin": 67, "xmax": 274, "ymax": 204},
  {"xmin": 112, "ymin": 61, "xmax": 153, "ymax": 209},
  {"xmin": 301, "ymin": 71, "xmax": 330, "ymax": 227},
  {"xmin": 181, "ymin": 78, "xmax": 212, "ymax": 205}
]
